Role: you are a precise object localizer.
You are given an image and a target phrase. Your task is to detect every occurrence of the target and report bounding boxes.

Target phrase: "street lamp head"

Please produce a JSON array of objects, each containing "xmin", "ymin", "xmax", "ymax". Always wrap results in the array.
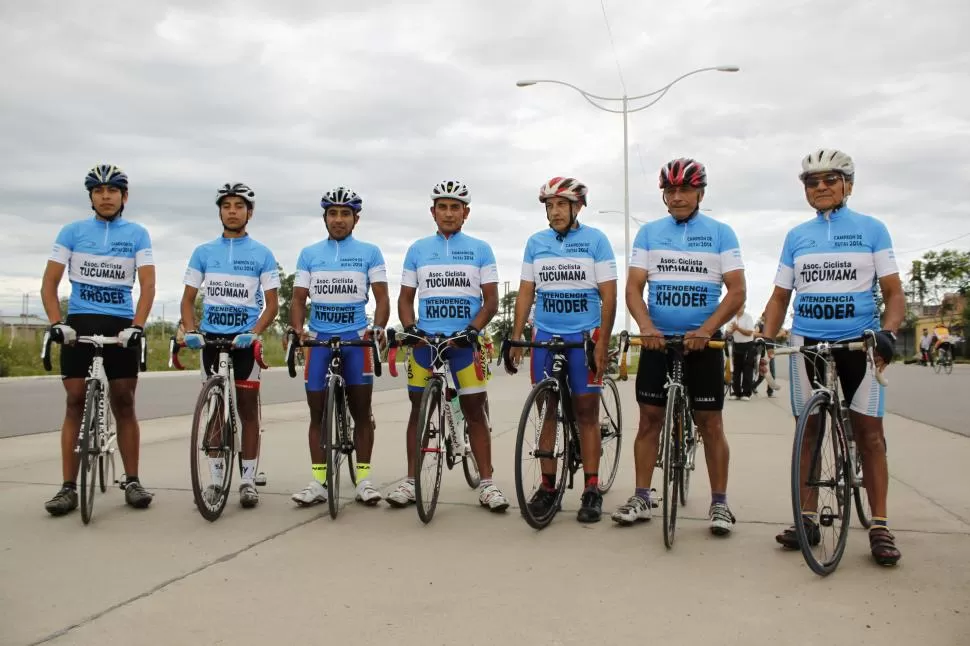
[
  {"xmin": 716, "ymin": 66, "xmax": 741, "ymax": 72},
  {"xmin": 516, "ymin": 80, "xmax": 538, "ymax": 87}
]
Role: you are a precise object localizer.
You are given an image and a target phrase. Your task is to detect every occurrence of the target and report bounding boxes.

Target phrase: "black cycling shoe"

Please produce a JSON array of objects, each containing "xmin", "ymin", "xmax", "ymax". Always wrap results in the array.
[
  {"xmin": 528, "ymin": 487, "xmax": 557, "ymax": 518},
  {"xmin": 775, "ymin": 516, "xmax": 821, "ymax": 549},
  {"xmin": 576, "ymin": 488, "xmax": 603, "ymax": 523},
  {"xmin": 45, "ymin": 487, "xmax": 78, "ymax": 516},
  {"xmin": 124, "ymin": 481, "xmax": 154, "ymax": 509}
]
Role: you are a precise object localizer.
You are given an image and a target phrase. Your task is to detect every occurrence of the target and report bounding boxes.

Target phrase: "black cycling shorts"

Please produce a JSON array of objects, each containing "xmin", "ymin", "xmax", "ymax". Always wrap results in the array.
[
  {"xmin": 201, "ymin": 334, "xmax": 261, "ymax": 390},
  {"xmin": 61, "ymin": 314, "xmax": 139, "ymax": 380},
  {"xmin": 635, "ymin": 340, "xmax": 725, "ymax": 411}
]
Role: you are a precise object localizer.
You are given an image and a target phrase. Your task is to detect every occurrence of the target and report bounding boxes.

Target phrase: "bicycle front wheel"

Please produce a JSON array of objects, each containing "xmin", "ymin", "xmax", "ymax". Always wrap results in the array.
[
  {"xmin": 324, "ymin": 379, "xmax": 351, "ymax": 520},
  {"xmin": 597, "ymin": 377, "xmax": 623, "ymax": 494},
  {"xmin": 680, "ymin": 410, "xmax": 696, "ymax": 506},
  {"xmin": 414, "ymin": 377, "xmax": 444, "ymax": 524},
  {"xmin": 661, "ymin": 386, "xmax": 684, "ymax": 549},
  {"xmin": 190, "ymin": 377, "xmax": 233, "ymax": 522},
  {"xmin": 79, "ymin": 379, "xmax": 102, "ymax": 525},
  {"xmin": 515, "ymin": 380, "xmax": 569, "ymax": 530},
  {"xmin": 944, "ymin": 352, "xmax": 953, "ymax": 375},
  {"xmin": 461, "ymin": 422, "xmax": 481, "ymax": 489},
  {"xmin": 791, "ymin": 392, "xmax": 851, "ymax": 576}
]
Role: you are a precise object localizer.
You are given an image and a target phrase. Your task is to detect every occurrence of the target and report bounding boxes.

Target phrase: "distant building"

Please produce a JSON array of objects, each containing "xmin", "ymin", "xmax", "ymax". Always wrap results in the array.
[{"xmin": 1, "ymin": 315, "xmax": 48, "ymax": 342}]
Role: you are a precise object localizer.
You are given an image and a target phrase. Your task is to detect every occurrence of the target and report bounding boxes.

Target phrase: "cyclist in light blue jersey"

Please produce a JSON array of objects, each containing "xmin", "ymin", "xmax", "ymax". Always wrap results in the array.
[
  {"xmin": 180, "ymin": 183, "xmax": 280, "ymax": 509},
  {"xmin": 762, "ymin": 149, "xmax": 904, "ymax": 566},
  {"xmin": 288, "ymin": 187, "xmax": 390, "ymax": 508},
  {"xmin": 40, "ymin": 164, "xmax": 157, "ymax": 516},
  {"xmin": 614, "ymin": 158, "xmax": 746, "ymax": 536},
  {"xmin": 509, "ymin": 176, "xmax": 618, "ymax": 523},
  {"xmin": 388, "ymin": 180, "xmax": 509, "ymax": 512}
]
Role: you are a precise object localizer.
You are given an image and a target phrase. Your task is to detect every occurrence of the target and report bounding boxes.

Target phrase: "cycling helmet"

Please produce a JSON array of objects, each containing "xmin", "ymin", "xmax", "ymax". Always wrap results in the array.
[
  {"xmin": 659, "ymin": 158, "xmax": 707, "ymax": 189},
  {"xmin": 321, "ymin": 186, "xmax": 363, "ymax": 213},
  {"xmin": 216, "ymin": 182, "xmax": 255, "ymax": 208},
  {"xmin": 538, "ymin": 177, "xmax": 588, "ymax": 206},
  {"xmin": 84, "ymin": 164, "xmax": 128, "ymax": 192},
  {"xmin": 431, "ymin": 180, "xmax": 471, "ymax": 204},
  {"xmin": 799, "ymin": 149, "xmax": 855, "ymax": 180}
]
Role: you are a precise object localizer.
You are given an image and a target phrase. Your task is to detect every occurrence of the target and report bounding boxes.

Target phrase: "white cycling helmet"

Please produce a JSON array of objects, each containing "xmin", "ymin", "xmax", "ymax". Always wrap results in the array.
[
  {"xmin": 431, "ymin": 180, "xmax": 471, "ymax": 204},
  {"xmin": 216, "ymin": 182, "xmax": 256, "ymax": 208},
  {"xmin": 799, "ymin": 149, "xmax": 855, "ymax": 180}
]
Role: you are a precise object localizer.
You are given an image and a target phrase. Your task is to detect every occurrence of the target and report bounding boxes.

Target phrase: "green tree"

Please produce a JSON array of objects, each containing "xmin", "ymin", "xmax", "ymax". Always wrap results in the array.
[
  {"xmin": 912, "ymin": 249, "xmax": 970, "ymax": 325},
  {"xmin": 276, "ymin": 263, "xmax": 301, "ymax": 332}
]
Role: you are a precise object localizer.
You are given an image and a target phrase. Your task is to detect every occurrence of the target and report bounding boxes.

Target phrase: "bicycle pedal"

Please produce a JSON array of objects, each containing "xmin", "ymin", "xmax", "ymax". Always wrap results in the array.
[{"xmin": 255, "ymin": 473, "xmax": 267, "ymax": 486}]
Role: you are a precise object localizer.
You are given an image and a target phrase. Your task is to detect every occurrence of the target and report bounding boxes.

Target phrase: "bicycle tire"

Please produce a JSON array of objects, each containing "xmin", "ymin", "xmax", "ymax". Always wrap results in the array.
[
  {"xmin": 461, "ymin": 422, "xmax": 481, "ymax": 488},
  {"xmin": 791, "ymin": 391, "xmax": 851, "ymax": 576},
  {"xmin": 597, "ymin": 376, "xmax": 623, "ymax": 494},
  {"xmin": 514, "ymin": 380, "xmax": 569, "ymax": 530},
  {"xmin": 190, "ymin": 377, "xmax": 233, "ymax": 522},
  {"xmin": 680, "ymin": 411, "xmax": 696, "ymax": 506},
  {"xmin": 661, "ymin": 385, "xmax": 682, "ymax": 549},
  {"xmin": 414, "ymin": 377, "xmax": 444, "ymax": 524},
  {"xmin": 324, "ymin": 378, "xmax": 347, "ymax": 520},
  {"xmin": 79, "ymin": 379, "xmax": 101, "ymax": 525},
  {"xmin": 98, "ymin": 455, "xmax": 107, "ymax": 493},
  {"xmin": 933, "ymin": 359, "xmax": 942, "ymax": 374},
  {"xmin": 944, "ymin": 356, "xmax": 953, "ymax": 375}
]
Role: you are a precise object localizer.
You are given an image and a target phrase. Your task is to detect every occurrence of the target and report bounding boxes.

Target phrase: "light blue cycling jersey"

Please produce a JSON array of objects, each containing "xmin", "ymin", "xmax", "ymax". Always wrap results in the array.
[
  {"xmin": 630, "ymin": 212, "xmax": 744, "ymax": 335},
  {"xmin": 294, "ymin": 235, "xmax": 387, "ymax": 334},
  {"xmin": 402, "ymin": 231, "xmax": 498, "ymax": 335},
  {"xmin": 50, "ymin": 216, "xmax": 154, "ymax": 319},
  {"xmin": 183, "ymin": 235, "xmax": 281, "ymax": 335},
  {"xmin": 520, "ymin": 224, "xmax": 617, "ymax": 334},
  {"xmin": 774, "ymin": 206, "xmax": 897, "ymax": 340}
]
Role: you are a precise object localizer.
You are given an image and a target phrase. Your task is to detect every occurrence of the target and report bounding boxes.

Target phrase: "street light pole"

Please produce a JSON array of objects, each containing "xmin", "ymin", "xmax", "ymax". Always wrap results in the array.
[{"xmin": 517, "ymin": 66, "xmax": 740, "ymax": 334}]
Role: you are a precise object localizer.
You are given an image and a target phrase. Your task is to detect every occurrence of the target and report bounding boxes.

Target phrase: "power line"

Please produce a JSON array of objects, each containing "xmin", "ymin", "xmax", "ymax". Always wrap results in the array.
[
  {"xmin": 598, "ymin": 0, "xmax": 627, "ymax": 94},
  {"xmin": 897, "ymin": 231, "xmax": 970, "ymax": 255}
]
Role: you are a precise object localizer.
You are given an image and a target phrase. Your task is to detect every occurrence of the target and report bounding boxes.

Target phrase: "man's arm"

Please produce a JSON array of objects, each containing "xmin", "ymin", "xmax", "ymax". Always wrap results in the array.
[
  {"xmin": 398, "ymin": 286, "xmax": 417, "ymax": 329},
  {"xmin": 180, "ymin": 286, "xmax": 199, "ymax": 330},
  {"xmin": 762, "ymin": 286, "xmax": 793, "ymax": 340},
  {"xmin": 593, "ymin": 279, "xmax": 618, "ymax": 379},
  {"xmin": 695, "ymin": 269, "xmax": 745, "ymax": 338},
  {"xmin": 40, "ymin": 261, "xmax": 66, "ymax": 324},
  {"xmin": 252, "ymin": 289, "xmax": 278, "ymax": 335},
  {"xmin": 878, "ymin": 274, "xmax": 905, "ymax": 334},
  {"xmin": 471, "ymin": 282, "xmax": 498, "ymax": 331},
  {"xmin": 371, "ymin": 282, "xmax": 390, "ymax": 329},
  {"xmin": 290, "ymin": 287, "xmax": 310, "ymax": 331},
  {"xmin": 133, "ymin": 265, "xmax": 156, "ymax": 328},
  {"xmin": 511, "ymin": 281, "xmax": 535, "ymax": 339}
]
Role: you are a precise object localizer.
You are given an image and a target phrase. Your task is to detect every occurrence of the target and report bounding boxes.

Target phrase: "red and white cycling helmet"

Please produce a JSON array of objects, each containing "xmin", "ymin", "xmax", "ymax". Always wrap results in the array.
[
  {"xmin": 659, "ymin": 158, "xmax": 707, "ymax": 189},
  {"xmin": 538, "ymin": 177, "xmax": 588, "ymax": 206}
]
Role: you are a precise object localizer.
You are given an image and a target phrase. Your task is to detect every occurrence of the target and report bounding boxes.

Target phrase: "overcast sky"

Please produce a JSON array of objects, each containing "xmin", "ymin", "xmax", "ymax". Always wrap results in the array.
[{"xmin": 2, "ymin": 0, "xmax": 968, "ymax": 331}]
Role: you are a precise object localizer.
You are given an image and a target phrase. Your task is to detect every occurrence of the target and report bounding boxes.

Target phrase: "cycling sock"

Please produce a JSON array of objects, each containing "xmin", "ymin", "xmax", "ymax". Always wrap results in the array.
[
  {"xmin": 635, "ymin": 487, "xmax": 652, "ymax": 505},
  {"xmin": 870, "ymin": 516, "xmax": 889, "ymax": 530},
  {"xmin": 479, "ymin": 478, "xmax": 493, "ymax": 490},
  {"xmin": 801, "ymin": 511, "xmax": 819, "ymax": 524},
  {"xmin": 240, "ymin": 459, "xmax": 257, "ymax": 485},
  {"xmin": 584, "ymin": 473, "xmax": 598, "ymax": 490},
  {"xmin": 541, "ymin": 473, "xmax": 557, "ymax": 491},
  {"xmin": 406, "ymin": 476, "xmax": 415, "ymax": 486},
  {"xmin": 356, "ymin": 463, "xmax": 371, "ymax": 482},
  {"xmin": 208, "ymin": 458, "xmax": 225, "ymax": 485},
  {"xmin": 63, "ymin": 481, "xmax": 77, "ymax": 491},
  {"xmin": 126, "ymin": 475, "xmax": 140, "ymax": 484},
  {"xmin": 312, "ymin": 464, "xmax": 327, "ymax": 485},
  {"xmin": 711, "ymin": 492, "xmax": 727, "ymax": 505}
]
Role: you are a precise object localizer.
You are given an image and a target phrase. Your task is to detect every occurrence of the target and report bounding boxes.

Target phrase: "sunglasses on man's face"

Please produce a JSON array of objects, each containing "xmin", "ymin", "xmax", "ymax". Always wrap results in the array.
[{"xmin": 803, "ymin": 174, "xmax": 843, "ymax": 189}]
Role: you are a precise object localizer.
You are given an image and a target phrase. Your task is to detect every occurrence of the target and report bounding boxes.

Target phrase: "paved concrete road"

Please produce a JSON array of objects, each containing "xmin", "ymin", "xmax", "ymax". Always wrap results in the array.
[
  {"xmin": 1, "ymin": 372, "xmax": 968, "ymax": 646},
  {"xmin": 0, "ymin": 368, "xmax": 403, "ymax": 439}
]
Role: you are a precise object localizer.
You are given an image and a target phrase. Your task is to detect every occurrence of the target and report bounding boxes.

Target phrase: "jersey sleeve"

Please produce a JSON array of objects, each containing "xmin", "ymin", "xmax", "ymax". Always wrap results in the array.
[
  {"xmin": 49, "ymin": 224, "xmax": 74, "ymax": 265},
  {"xmin": 368, "ymin": 245, "xmax": 388, "ymax": 283},
  {"xmin": 520, "ymin": 237, "xmax": 536, "ymax": 282},
  {"xmin": 183, "ymin": 246, "xmax": 205, "ymax": 288},
  {"xmin": 630, "ymin": 224, "xmax": 649, "ymax": 270},
  {"xmin": 479, "ymin": 242, "xmax": 499, "ymax": 284},
  {"xmin": 401, "ymin": 244, "xmax": 418, "ymax": 288},
  {"xmin": 593, "ymin": 231, "xmax": 618, "ymax": 283},
  {"xmin": 260, "ymin": 249, "xmax": 281, "ymax": 291},
  {"xmin": 134, "ymin": 226, "xmax": 154, "ymax": 268},
  {"xmin": 773, "ymin": 230, "xmax": 795, "ymax": 289},
  {"xmin": 718, "ymin": 223, "xmax": 744, "ymax": 273},
  {"xmin": 294, "ymin": 248, "xmax": 311, "ymax": 289},
  {"xmin": 870, "ymin": 219, "xmax": 899, "ymax": 278}
]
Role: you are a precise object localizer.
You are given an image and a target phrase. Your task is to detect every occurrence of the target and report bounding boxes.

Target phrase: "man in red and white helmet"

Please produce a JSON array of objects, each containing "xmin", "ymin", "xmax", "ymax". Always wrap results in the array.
[
  {"xmin": 615, "ymin": 158, "xmax": 746, "ymax": 537},
  {"xmin": 508, "ymin": 177, "xmax": 618, "ymax": 523}
]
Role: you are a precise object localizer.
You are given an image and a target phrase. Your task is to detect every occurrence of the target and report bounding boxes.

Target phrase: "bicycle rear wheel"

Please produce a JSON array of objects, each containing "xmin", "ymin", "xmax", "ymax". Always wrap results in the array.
[
  {"xmin": 791, "ymin": 392, "xmax": 851, "ymax": 576},
  {"xmin": 944, "ymin": 353, "xmax": 953, "ymax": 375},
  {"xmin": 414, "ymin": 377, "xmax": 444, "ymax": 524},
  {"xmin": 661, "ymin": 386, "xmax": 683, "ymax": 549},
  {"xmin": 79, "ymin": 379, "xmax": 102, "ymax": 525},
  {"xmin": 190, "ymin": 377, "xmax": 233, "ymax": 522},
  {"xmin": 597, "ymin": 376, "xmax": 623, "ymax": 494},
  {"xmin": 324, "ymin": 379, "xmax": 350, "ymax": 520},
  {"xmin": 515, "ymin": 380, "xmax": 569, "ymax": 530},
  {"xmin": 852, "ymin": 445, "xmax": 872, "ymax": 529}
]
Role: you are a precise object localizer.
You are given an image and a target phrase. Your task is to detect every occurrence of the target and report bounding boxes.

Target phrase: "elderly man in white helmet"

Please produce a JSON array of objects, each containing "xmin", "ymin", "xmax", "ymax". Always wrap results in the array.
[{"xmin": 761, "ymin": 149, "xmax": 905, "ymax": 567}]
